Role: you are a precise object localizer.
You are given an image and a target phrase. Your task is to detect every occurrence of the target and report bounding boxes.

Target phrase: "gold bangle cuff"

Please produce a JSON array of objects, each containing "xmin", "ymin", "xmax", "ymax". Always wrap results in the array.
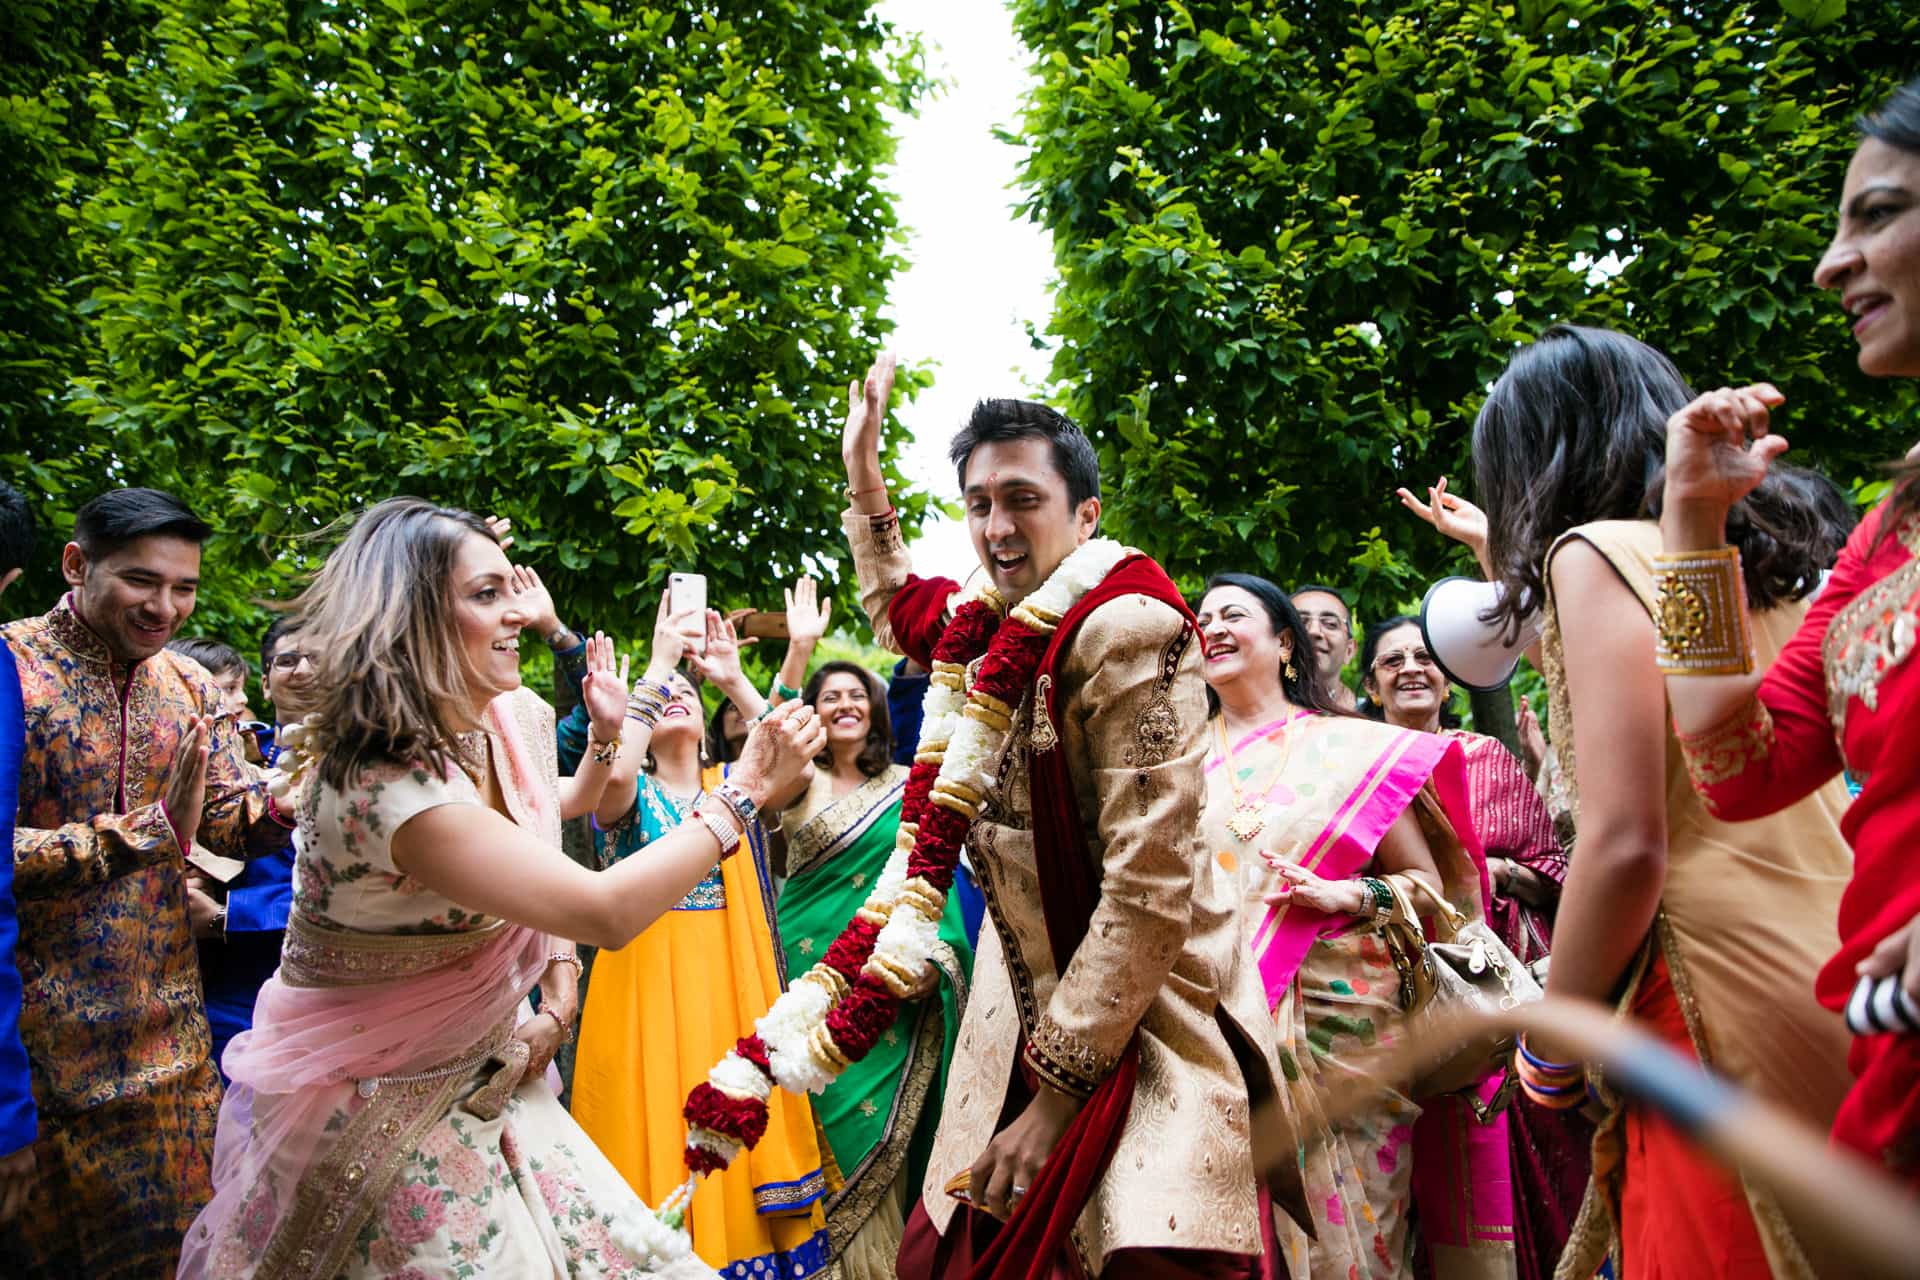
[{"xmin": 1653, "ymin": 546, "xmax": 1755, "ymax": 676}]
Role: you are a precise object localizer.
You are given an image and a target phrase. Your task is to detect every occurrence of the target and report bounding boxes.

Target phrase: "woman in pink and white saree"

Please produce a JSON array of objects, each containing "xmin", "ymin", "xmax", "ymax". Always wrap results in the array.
[
  {"xmin": 1194, "ymin": 575, "xmax": 1505, "ymax": 1280},
  {"xmin": 180, "ymin": 499, "xmax": 825, "ymax": 1280}
]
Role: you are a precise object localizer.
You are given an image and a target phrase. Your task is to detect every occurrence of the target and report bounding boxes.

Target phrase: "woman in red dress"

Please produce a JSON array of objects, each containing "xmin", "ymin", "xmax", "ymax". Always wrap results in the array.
[{"xmin": 1653, "ymin": 77, "xmax": 1920, "ymax": 1192}]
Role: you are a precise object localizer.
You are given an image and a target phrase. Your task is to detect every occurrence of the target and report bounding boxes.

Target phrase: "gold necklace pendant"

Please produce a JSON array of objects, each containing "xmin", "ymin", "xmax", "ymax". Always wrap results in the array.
[{"xmin": 1227, "ymin": 801, "xmax": 1267, "ymax": 843}]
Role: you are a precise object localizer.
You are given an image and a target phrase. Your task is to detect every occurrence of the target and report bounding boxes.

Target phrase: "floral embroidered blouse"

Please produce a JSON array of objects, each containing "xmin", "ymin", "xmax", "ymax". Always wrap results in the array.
[
  {"xmin": 295, "ymin": 758, "xmax": 501, "ymax": 937},
  {"xmin": 1677, "ymin": 502, "xmax": 1919, "ymax": 1008}
]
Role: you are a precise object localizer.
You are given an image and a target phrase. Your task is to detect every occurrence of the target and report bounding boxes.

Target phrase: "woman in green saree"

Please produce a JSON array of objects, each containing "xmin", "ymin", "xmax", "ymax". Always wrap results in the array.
[{"xmin": 777, "ymin": 661, "xmax": 972, "ymax": 1279}]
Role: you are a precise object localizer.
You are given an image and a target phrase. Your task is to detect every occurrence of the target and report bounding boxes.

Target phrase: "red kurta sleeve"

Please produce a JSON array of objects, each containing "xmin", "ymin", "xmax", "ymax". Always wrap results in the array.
[{"xmin": 1676, "ymin": 509, "xmax": 1890, "ymax": 819}]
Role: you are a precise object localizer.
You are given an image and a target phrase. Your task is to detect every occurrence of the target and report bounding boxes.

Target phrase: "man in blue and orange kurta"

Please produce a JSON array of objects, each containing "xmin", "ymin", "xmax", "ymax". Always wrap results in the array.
[{"xmin": 0, "ymin": 488, "xmax": 293, "ymax": 1279}]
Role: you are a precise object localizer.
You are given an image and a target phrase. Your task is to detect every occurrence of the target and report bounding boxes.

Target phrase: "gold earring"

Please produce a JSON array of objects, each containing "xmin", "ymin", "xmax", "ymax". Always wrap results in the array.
[{"xmin": 1284, "ymin": 657, "xmax": 1298, "ymax": 682}]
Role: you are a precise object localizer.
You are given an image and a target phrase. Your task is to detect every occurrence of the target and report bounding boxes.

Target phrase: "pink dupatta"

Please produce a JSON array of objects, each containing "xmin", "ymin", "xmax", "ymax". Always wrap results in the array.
[
  {"xmin": 1211, "ymin": 714, "xmax": 1512, "ymax": 1274},
  {"xmin": 1220, "ymin": 715, "xmax": 1463, "ymax": 1007},
  {"xmin": 181, "ymin": 692, "xmax": 561, "ymax": 1279}
]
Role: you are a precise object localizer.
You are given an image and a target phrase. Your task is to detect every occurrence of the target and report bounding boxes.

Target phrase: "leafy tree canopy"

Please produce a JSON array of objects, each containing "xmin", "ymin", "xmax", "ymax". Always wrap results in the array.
[
  {"xmin": 1007, "ymin": 0, "xmax": 1919, "ymax": 620},
  {"xmin": 1, "ymin": 0, "xmax": 930, "ymax": 647}
]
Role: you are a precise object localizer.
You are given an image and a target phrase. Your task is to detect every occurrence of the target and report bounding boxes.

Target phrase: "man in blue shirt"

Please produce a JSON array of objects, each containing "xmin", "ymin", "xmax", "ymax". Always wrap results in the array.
[
  {"xmin": 191, "ymin": 617, "xmax": 307, "ymax": 1078},
  {"xmin": 0, "ymin": 481, "xmax": 37, "ymax": 1222}
]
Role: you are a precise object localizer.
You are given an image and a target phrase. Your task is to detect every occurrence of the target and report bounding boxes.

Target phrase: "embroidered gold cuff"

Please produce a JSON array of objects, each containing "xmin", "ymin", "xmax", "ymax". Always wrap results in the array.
[
  {"xmin": 1676, "ymin": 695, "xmax": 1775, "ymax": 796},
  {"xmin": 1022, "ymin": 1017, "xmax": 1116, "ymax": 1099},
  {"xmin": 1653, "ymin": 547, "xmax": 1754, "ymax": 676}
]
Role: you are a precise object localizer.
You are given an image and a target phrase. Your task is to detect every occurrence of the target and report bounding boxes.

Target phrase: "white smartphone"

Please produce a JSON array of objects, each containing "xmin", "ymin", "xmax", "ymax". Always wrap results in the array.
[{"xmin": 668, "ymin": 572, "xmax": 708, "ymax": 653}]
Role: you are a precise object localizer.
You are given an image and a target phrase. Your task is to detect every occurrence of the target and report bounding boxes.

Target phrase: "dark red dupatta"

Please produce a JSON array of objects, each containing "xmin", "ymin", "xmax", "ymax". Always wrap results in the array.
[{"xmin": 888, "ymin": 556, "xmax": 1197, "ymax": 1279}]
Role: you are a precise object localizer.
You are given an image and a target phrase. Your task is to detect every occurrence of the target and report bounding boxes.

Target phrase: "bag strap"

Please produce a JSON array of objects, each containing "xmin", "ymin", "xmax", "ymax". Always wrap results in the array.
[{"xmin": 1390, "ymin": 871, "xmax": 1468, "ymax": 938}]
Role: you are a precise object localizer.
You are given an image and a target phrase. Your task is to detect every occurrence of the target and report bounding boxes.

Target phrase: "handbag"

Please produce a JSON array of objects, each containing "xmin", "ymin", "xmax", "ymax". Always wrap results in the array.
[{"xmin": 1376, "ymin": 874, "xmax": 1542, "ymax": 1101}]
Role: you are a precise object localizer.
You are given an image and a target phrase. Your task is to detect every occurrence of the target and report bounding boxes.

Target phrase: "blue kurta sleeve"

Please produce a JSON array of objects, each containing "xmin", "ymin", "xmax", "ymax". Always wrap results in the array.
[
  {"xmin": 556, "ymin": 702, "xmax": 590, "ymax": 775},
  {"xmin": 0, "ymin": 643, "xmax": 37, "ymax": 1155},
  {"xmin": 887, "ymin": 658, "xmax": 929, "ymax": 767}
]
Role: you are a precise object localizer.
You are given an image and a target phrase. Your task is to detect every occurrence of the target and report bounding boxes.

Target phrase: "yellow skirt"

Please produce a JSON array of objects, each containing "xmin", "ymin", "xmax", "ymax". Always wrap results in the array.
[{"xmin": 571, "ymin": 857, "xmax": 830, "ymax": 1277}]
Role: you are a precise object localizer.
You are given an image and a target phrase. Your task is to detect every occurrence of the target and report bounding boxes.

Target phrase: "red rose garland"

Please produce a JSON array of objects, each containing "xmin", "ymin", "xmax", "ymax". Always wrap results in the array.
[{"xmin": 678, "ymin": 595, "xmax": 1011, "ymax": 1173}]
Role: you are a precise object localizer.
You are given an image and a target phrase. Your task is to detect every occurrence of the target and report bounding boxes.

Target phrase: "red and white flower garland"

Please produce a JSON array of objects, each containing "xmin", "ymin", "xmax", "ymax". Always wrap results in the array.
[{"xmin": 614, "ymin": 537, "xmax": 1129, "ymax": 1268}]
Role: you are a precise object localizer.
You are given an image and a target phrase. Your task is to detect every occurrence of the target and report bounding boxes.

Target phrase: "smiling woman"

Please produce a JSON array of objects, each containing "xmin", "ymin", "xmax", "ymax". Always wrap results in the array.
[
  {"xmin": 180, "ymin": 496, "xmax": 827, "ymax": 1279},
  {"xmin": 774, "ymin": 660, "xmax": 971, "ymax": 1279},
  {"xmin": 1193, "ymin": 572, "xmax": 1496, "ymax": 1280}
]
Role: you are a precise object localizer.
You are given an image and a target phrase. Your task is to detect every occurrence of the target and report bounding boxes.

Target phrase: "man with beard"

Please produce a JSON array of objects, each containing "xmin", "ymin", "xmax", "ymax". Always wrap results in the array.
[
  {"xmin": 1, "ymin": 488, "xmax": 292, "ymax": 1278},
  {"xmin": 839, "ymin": 356, "xmax": 1295, "ymax": 1277}
]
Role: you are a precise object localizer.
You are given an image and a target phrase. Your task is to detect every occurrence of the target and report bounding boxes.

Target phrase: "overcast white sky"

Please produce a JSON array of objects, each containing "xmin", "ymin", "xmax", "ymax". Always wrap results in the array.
[{"xmin": 873, "ymin": 0, "xmax": 1055, "ymax": 582}]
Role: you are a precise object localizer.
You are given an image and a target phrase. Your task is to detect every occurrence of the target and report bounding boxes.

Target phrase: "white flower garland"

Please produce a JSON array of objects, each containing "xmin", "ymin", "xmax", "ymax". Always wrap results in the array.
[{"xmin": 619, "ymin": 537, "xmax": 1129, "ymax": 1272}]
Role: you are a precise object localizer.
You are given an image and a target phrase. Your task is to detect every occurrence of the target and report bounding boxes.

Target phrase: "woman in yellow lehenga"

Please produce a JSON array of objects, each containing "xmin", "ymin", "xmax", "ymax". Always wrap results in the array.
[{"xmin": 563, "ymin": 603, "xmax": 831, "ymax": 1278}]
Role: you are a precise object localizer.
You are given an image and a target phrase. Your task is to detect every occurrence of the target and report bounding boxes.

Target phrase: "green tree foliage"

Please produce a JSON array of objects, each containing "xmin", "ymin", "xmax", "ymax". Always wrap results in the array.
[
  {"xmin": 1007, "ymin": 0, "xmax": 1919, "ymax": 619},
  {"xmin": 1, "ymin": 0, "xmax": 930, "ymax": 642}
]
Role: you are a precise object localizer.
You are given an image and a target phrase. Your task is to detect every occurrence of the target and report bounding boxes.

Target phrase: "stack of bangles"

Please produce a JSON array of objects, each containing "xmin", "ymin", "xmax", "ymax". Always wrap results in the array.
[
  {"xmin": 626, "ymin": 680, "xmax": 675, "ymax": 730},
  {"xmin": 1514, "ymin": 1035, "xmax": 1586, "ymax": 1110},
  {"xmin": 691, "ymin": 781, "xmax": 760, "ymax": 860}
]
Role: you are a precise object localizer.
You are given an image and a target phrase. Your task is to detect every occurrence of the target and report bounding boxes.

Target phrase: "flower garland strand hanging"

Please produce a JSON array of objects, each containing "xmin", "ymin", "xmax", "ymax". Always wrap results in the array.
[{"xmin": 613, "ymin": 538, "xmax": 1130, "ymax": 1268}]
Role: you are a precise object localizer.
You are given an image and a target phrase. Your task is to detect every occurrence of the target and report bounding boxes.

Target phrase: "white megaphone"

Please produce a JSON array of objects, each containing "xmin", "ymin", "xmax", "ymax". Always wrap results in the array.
[{"xmin": 1418, "ymin": 576, "xmax": 1542, "ymax": 693}]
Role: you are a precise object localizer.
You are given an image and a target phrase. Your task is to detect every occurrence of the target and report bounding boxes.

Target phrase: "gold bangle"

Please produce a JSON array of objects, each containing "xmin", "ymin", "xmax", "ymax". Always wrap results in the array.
[
  {"xmin": 589, "ymin": 735, "xmax": 621, "ymax": 766},
  {"xmin": 1652, "ymin": 547, "xmax": 1754, "ymax": 676}
]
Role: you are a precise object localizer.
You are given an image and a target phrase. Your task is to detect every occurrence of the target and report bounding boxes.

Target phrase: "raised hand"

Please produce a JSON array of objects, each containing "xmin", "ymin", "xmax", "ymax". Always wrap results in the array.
[
  {"xmin": 1516, "ymin": 693, "xmax": 1548, "ymax": 781},
  {"xmin": 1397, "ymin": 476, "xmax": 1492, "ymax": 571},
  {"xmin": 685, "ymin": 610, "xmax": 753, "ymax": 689},
  {"xmin": 483, "ymin": 515, "xmax": 516, "ymax": 551},
  {"xmin": 1662, "ymin": 383, "xmax": 1789, "ymax": 519},
  {"xmin": 581, "ymin": 632, "xmax": 631, "ymax": 740},
  {"xmin": 841, "ymin": 352, "xmax": 896, "ymax": 511},
  {"xmin": 647, "ymin": 591, "xmax": 702, "ymax": 679},
  {"xmin": 508, "ymin": 564, "xmax": 562, "ymax": 640},
  {"xmin": 784, "ymin": 576, "xmax": 832, "ymax": 647},
  {"xmin": 731, "ymin": 700, "xmax": 828, "ymax": 808},
  {"xmin": 162, "ymin": 716, "xmax": 211, "ymax": 852}
]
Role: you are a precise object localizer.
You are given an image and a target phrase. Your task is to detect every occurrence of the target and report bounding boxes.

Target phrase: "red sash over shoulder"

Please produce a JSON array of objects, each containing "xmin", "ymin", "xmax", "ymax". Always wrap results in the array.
[{"xmin": 890, "ymin": 554, "xmax": 1197, "ymax": 1279}]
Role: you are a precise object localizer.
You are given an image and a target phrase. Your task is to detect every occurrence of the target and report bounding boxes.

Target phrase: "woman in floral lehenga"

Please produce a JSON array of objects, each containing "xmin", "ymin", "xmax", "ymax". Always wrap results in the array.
[
  {"xmin": 566, "ymin": 606, "xmax": 833, "ymax": 1279},
  {"xmin": 777, "ymin": 661, "xmax": 970, "ymax": 1279},
  {"xmin": 180, "ymin": 499, "xmax": 826, "ymax": 1279},
  {"xmin": 1193, "ymin": 574, "xmax": 1499, "ymax": 1280}
]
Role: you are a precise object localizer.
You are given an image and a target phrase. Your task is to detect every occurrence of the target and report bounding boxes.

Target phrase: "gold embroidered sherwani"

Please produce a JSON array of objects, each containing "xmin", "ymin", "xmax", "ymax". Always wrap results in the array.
[{"xmin": 844, "ymin": 509, "xmax": 1287, "ymax": 1271}]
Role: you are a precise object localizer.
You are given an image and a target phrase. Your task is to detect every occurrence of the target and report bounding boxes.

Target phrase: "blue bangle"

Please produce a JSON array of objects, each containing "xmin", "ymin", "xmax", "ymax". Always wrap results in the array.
[{"xmin": 1516, "ymin": 1034, "xmax": 1581, "ymax": 1078}]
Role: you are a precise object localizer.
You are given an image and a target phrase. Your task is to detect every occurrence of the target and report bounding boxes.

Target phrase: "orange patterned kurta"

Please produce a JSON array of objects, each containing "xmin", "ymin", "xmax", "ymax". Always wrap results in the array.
[{"xmin": 1, "ymin": 595, "xmax": 291, "ymax": 1279}]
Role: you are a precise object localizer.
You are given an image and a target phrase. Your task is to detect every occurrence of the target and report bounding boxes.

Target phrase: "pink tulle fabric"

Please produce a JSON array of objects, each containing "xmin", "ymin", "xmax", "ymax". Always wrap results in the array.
[{"xmin": 178, "ymin": 923, "xmax": 550, "ymax": 1278}]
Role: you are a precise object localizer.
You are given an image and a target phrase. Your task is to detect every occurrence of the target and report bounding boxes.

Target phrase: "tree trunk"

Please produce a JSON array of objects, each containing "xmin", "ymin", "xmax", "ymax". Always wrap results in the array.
[{"xmin": 1468, "ymin": 684, "xmax": 1520, "ymax": 756}]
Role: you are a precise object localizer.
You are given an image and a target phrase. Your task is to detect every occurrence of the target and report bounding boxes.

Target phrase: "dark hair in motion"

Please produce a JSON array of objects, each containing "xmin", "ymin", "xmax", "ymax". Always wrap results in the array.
[
  {"xmin": 949, "ymin": 399, "xmax": 1101, "ymax": 510},
  {"xmin": 1764, "ymin": 462, "xmax": 1859, "ymax": 570},
  {"xmin": 1357, "ymin": 614, "xmax": 1461, "ymax": 730},
  {"xmin": 1857, "ymin": 76, "xmax": 1920, "ymax": 547},
  {"xmin": 167, "ymin": 636, "xmax": 247, "ymax": 682},
  {"xmin": 803, "ymin": 660, "xmax": 894, "ymax": 779},
  {"xmin": 73, "ymin": 487, "xmax": 211, "ymax": 560},
  {"xmin": 0, "ymin": 480, "xmax": 35, "ymax": 578},
  {"xmin": 1195, "ymin": 573, "xmax": 1353, "ymax": 719},
  {"xmin": 1472, "ymin": 325, "xmax": 1832, "ymax": 636}
]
